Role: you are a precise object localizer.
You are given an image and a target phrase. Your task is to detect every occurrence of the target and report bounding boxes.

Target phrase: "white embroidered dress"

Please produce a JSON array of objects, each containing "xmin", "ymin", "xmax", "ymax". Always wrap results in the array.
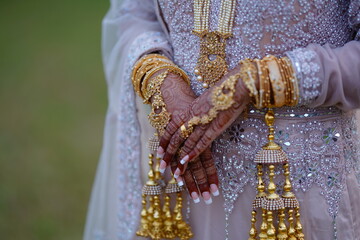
[{"xmin": 84, "ymin": 0, "xmax": 360, "ymax": 239}]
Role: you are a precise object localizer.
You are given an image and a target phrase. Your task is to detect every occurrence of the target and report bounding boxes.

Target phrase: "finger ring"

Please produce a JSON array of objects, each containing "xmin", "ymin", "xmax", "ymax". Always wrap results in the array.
[{"xmin": 180, "ymin": 124, "xmax": 192, "ymax": 139}]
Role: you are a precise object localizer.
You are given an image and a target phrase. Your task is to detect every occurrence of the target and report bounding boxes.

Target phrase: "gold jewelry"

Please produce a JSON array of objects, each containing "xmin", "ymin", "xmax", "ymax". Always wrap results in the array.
[
  {"xmin": 240, "ymin": 59, "xmax": 259, "ymax": 107},
  {"xmin": 185, "ymin": 71, "xmax": 240, "ymax": 131},
  {"xmin": 146, "ymin": 71, "xmax": 171, "ymax": 135},
  {"xmin": 193, "ymin": 0, "xmax": 237, "ymax": 88},
  {"xmin": 132, "ymin": 54, "xmax": 169, "ymax": 97},
  {"xmin": 180, "ymin": 124, "xmax": 192, "ymax": 139},
  {"xmin": 142, "ymin": 65, "xmax": 190, "ymax": 102},
  {"xmin": 263, "ymin": 55, "xmax": 286, "ymax": 107}
]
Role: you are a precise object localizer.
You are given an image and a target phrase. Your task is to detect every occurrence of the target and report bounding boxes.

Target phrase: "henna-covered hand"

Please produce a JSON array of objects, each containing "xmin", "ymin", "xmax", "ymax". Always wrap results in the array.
[
  {"xmin": 158, "ymin": 64, "xmax": 253, "ymax": 178},
  {"xmin": 151, "ymin": 70, "xmax": 220, "ymax": 202}
]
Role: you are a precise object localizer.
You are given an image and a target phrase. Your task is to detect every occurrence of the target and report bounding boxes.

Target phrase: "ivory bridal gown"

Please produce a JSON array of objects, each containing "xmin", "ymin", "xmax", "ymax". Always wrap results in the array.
[{"xmin": 84, "ymin": 0, "xmax": 360, "ymax": 239}]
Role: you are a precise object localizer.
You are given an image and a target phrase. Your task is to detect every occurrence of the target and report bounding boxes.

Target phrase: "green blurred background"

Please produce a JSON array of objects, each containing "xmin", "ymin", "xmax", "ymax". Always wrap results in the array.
[{"xmin": 0, "ymin": 0, "xmax": 109, "ymax": 239}]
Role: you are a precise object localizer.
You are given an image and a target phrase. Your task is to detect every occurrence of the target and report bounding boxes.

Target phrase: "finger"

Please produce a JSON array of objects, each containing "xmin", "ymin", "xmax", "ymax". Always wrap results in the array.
[
  {"xmin": 188, "ymin": 128, "xmax": 216, "ymax": 162},
  {"xmin": 162, "ymin": 129, "xmax": 185, "ymax": 166},
  {"xmin": 176, "ymin": 125, "xmax": 207, "ymax": 173},
  {"xmin": 158, "ymin": 112, "xmax": 186, "ymax": 155},
  {"xmin": 200, "ymin": 148, "xmax": 219, "ymax": 196},
  {"xmin": 183, "ymin": 168, "xmax": 200, "ymax": 203},
  {"xmin": 170, "ymin": 158, "xmax": 184, "ymax": 186},
  {"xmin": 189, "ymin": 159, "xmax": 212, "ymax": 204}
]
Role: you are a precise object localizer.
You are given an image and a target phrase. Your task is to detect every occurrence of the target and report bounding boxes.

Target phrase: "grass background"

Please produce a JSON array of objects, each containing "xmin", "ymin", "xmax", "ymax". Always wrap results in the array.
[{"xmin": 0, "ymin": 0, "xmax": 109, "ymax": 239}]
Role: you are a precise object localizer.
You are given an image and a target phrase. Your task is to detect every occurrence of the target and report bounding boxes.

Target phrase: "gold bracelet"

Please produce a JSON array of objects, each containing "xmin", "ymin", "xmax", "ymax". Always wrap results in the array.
[
  {"xmin": 240, "ymin": 58, "xmax": 259, "ymax": 107},
  {"xmin": 147, "ymin": 71, "xmax": 171, "ymax": 135},
  {"xmin": 259, "ymin": 59, "xmax": 272, "ymax": 108},
  {"xmin": 254, "ymin": 59, "xmax": 264, "ymax": 109},
  {"xmin": 282, "ymin": 57, "xmax": 299, "ymax": 106},
  {"xmin": 132, "ymin": 54, "xmax": 170, "ymax": 98},
  {"xmin": 182, "ymin": 72, "xmax": 240, "ymax": 137},
  {"xmin": 263, "ymin": 55, "xmax": 286, "ymax": 108}
]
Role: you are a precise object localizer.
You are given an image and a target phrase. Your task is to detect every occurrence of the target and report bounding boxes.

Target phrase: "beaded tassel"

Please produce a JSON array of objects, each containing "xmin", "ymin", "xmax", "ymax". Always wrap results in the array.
[
  {"xmin": 162, "ymin": 195, "xmax": 176, "ymax": 239},
  {"xmin": 149, "ymin": 195, "xmax": 164, "ymax": 240},
  {"xmin": 259, "ymin": 209, "xmax": 268, "ymax": 240},
  {"xmin": 266, "ymin": 211, "xmax": 276, "ymax": 240},
  {"xmin": 295, "ymin": 207, "xmax": 305, "ymax": 240},
  {"xmin": 174, "ymin": 192, "xmax": 193, "ymax": 240},
  {"xmin": 282, "ymin": 163, "xmax": 299, "ymax": 208},
  {"xmin": 288, "ymin": 209, "xmax": 297, "ymax": 240},
  {"xmin": 136, "ymin": 154, "xmax": 163, "ymax": 239},
  {"xmin": 250, "ymin": 109, "xmax": 306, "ymax": 239},
  {"xmin": 248, "ymin": 210, "xmax": 257, "ymax": 240},
  {"xmin": 136, "ymin": 194, "xmax": 149, "ymax": 237},
  {"xmin": 277, "ymin": 209, "xmax": 288, "ymax": 240}
]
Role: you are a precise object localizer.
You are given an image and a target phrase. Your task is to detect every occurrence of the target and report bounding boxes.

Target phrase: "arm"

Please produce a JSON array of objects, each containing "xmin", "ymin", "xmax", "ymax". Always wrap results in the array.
[{"xmin": 286, "ymin": 2, "xmax": 360, "ymax": 110}]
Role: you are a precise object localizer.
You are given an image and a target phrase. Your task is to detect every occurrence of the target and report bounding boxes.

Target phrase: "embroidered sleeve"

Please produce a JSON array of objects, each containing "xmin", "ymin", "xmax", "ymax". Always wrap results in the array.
[{"xmin": 286, "ymin": 48, "xmax": 321, "ymax": 106}]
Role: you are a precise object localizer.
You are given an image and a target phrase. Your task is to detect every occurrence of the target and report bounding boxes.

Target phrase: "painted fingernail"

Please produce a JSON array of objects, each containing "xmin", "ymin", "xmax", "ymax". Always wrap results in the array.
[
  {"xmin": 202, "ymin": 192, "xmax": 212, "ymax": 205},
  {"xmin": 159, "ymin": 160, "xmax": 166, "ymax": 174},
  {"xmin": 156, "ymin": 147, "xmax": 164, "ymax": 159},
  {"xmin": 191, "ymin": 192, "xmax": 200, "ymax": 203},
  {"xmin": 180, "ymin": 155, "xmax": 189, "ymax": 165},
  {"xmin": 210, "ymin": 184, "xmax": 219, "ymax": 196},
  {"xmin": 173, "ymin": 168, "xmax": 180, "ymax": 179},
  {"xmin": 178, "ymin": 180, "xmax": 184, "ymax": 187}
]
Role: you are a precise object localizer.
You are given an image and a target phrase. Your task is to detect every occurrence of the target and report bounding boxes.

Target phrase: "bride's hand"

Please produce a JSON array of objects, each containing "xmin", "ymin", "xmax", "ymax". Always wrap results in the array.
[
  {"xmin": 157, "ymin": 65, "xmax": 252, "ymax": 174},
  {"xmin": 152, "ymin": 70, "xmax": 220, "ymax": 199},
  {"xmin": 171, "ymin": 148, "xmax": 219, "ymax": 204}
]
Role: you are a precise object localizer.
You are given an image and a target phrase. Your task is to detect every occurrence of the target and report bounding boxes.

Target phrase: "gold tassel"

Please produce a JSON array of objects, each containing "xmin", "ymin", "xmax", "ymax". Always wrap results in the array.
[
  {"xmin": 174, "ymin": 192, "xmax": 193, "ymax": 240},
  {"xmin": 288, "ymin": 209, "xmax": 297, "ymax": 240},
  {"xmin": 277, "ymin": 209, "xmax": 288, "ymax": 240},
  {"xmin": 137, "ymin": 154, "xmax": 163, "ymax": 239},
  {"xmin": 162, "ymin": 194, "xmax": 176, "ymax": 239},
  {"xmin": 253, "ymin": 164, "xmax": 266, "ymax": 209},
  {"xmin": 266, "ymin": 211, "xmax": 276, "ymax": 240},
  {"xmin": 136, "ymin": 194, "xmax": 149, "ymax": 237},
  {"xmin": 295, "ymin": 207, "xmax": 305, "ymax": 240},
  {"xmin": 282, "ymin": 163, "xmax": 299, "ymax": 208},
  {"xmin": 149, "ymin": 195, "xmax": 164, "ymax": 240},
  {"xmin": 259, "ymin": 209, "xmax": 268, "ymax": 240},
  {"xmin": 248, "ymin": 210, "xmax": 257, "ymax": 240}
]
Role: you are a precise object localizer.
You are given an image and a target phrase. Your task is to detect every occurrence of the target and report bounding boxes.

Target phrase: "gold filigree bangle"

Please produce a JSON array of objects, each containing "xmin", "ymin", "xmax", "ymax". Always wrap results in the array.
[{"xmin": 239, "ymin": 58, "xmax": 259, "ymax": 107}]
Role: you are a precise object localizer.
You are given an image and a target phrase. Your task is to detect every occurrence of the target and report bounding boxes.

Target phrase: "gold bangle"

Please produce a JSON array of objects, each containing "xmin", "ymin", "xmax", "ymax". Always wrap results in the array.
[
  {"xmin": 132, "ymin": 54, "xmax": 170, "ymax": 98},
  {"xmin": 141, "ymin": 64, "xmax": 190, "ymax": 101},
  {"xmin": 240, "ymin": 58, "xmax": 259, "ymax": 107},
  {"xmin": 282, "ymin": 57, "xmax": 299, "ymax": 106},
  {"xmin": 263, "ymin": 55, "xmax": 286, "ymax": 108}
]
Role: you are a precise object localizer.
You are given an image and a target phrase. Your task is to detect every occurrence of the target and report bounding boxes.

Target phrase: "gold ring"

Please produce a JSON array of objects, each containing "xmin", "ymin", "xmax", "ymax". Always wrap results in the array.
[{"xmin": 180, "ymin": 124, "xmax": 193, "ymax": 139}]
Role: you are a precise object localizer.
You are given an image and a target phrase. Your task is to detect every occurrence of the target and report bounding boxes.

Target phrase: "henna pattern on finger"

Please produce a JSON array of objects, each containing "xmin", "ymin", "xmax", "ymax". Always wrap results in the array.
[{"xmin": 189, "ymin": 159, "xmax": 210, "ymax": 194}]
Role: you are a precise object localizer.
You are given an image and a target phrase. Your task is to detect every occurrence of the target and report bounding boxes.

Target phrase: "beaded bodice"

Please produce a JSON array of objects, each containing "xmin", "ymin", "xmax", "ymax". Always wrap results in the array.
[{"xmin": 158, "ymin": 0, "xmax": 360, "ymax": 219}]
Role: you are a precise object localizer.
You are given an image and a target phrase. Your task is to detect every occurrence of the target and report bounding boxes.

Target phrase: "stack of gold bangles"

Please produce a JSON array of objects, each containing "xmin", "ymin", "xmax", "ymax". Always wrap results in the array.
[
  {"xmin": 241, "ymin": 55, "xmax": 299, "ymax": 109},
  {"xmin": 131, "ymin": 54, "xmax": 190, "ymax": 135}
]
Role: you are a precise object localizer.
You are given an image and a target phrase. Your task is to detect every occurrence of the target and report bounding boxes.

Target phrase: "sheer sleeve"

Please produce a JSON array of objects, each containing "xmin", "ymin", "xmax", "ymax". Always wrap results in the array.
[
  {"xmin": 84, "ymin": 1, "xmax": 172, "ymax": 239},
  {"xmin": 285, "ymin": 2, "xmax": 360, "ymax": 110}
]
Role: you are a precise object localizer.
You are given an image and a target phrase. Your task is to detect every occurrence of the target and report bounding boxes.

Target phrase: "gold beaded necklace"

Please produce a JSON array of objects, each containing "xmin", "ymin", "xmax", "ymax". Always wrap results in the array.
[{"xmin": 193, "ymin": 0, "xmax": 237, "ymax": 88}]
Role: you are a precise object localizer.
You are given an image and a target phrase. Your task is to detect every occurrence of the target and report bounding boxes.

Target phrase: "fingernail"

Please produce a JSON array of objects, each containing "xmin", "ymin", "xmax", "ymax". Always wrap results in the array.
[
  {"xmin": 159, "ymin": 160, "xmax": 166, "ymax": 174},
  {"xmin": 202, "ymin": 192, "xmax": 212, "ymax": 205},
  {"xmin": 156, "ymin": 147, "xmax": 164, "ymax": 159},
  {"xmin": 210, "ymin": 184, "xmax": 219, "ymax": 196},
  {"xmin": 178, "ymin": 180, "xmax": 184, "ymax": 187},
  {"xmin": 191, "ymin": 192, "xmax": 200, "ymax": 203},
  {"xmin": 180, "ymin": 155, "xmax": 189, "ymax": 165},
  {"xmin": 173, "ymin": 168, "xmax": 180, "ymax": 179}
]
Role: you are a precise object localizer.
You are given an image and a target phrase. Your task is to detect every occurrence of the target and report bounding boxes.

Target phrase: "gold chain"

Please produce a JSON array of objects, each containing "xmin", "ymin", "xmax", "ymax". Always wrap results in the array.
[{"xmin": 193, "ymin": 0, "xmax": 237, "ymax": 88}]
